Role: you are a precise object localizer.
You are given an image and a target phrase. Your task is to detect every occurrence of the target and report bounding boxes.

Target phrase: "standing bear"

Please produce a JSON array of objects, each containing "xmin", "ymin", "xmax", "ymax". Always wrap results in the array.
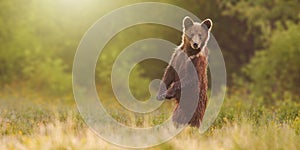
[{"xmin": 157, "ymin": 16, "xmax": 212, "ymax": 128}]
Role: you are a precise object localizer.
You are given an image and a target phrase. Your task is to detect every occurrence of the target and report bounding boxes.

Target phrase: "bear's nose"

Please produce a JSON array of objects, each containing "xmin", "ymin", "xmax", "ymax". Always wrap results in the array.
[{"xmin": 193, "ymin": 43, "xmax": 198, "ymax": 48}]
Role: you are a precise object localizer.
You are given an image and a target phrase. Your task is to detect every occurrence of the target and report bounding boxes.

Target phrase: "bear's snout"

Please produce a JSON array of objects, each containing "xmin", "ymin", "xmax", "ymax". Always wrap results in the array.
[{"xmin": 193, "ymin": 43, "xmax": 198, "ymax": 49}]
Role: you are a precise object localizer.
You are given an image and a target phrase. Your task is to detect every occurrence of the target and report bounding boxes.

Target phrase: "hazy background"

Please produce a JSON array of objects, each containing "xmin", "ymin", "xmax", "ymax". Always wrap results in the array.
[{"xmin": 1, "ymin": 0, "xmax": 299, "ymax": 104}]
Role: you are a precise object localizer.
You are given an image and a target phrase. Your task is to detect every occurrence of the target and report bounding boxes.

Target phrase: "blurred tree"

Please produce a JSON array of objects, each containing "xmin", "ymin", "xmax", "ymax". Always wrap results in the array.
[
  {"xmin": 223, "ymin": 0, "xmax": 300, "ymax": 101},
  {"xmin": 0, "ymin": 0, "xmax": 82, "ymax": 95},
  {"xmin": 222, "ymin": 0, "xmax": 300, "ymax": 55},
  {"xmin": 243, "ymin": 23, "xmax": 300, "ymax": 101},
  {"xmin": 1, "ymin": 0, "xmax": 299, "ymax": 100}
]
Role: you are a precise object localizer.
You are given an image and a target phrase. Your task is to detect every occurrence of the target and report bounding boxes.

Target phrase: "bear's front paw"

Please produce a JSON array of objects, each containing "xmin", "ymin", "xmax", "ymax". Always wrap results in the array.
[{"xmin": 156, "ymin": 93, "xmax": 166, "ymax": 100}]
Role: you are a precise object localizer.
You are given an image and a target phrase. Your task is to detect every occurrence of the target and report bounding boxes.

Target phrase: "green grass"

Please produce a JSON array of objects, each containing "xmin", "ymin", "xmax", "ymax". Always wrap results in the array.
[{"xmin": 0, "ymin": 94, "xmax": 299, "ymax": 150}]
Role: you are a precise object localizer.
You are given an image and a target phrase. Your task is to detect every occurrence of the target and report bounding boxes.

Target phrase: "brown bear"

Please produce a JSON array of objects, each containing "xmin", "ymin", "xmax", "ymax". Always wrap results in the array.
[{"xmin": 157, "ymin": 16, "xmax": 212, "ymax": 128}]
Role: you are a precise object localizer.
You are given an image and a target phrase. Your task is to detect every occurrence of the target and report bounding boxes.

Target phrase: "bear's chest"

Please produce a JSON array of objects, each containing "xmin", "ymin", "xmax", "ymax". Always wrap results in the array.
[{"xmin": 173, "ymin": 51, "xmax": 207, "ymax": 80}]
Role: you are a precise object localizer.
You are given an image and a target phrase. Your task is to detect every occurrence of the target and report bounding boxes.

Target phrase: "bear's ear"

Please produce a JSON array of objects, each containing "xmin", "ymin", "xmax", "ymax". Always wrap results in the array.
[
  {"xmin": 183, "ymin": 16, "xmax": 194, "ymax": 29},
  {"xmin": 201, "ymin": 19, "xmax": 213, "ymax": 31}
]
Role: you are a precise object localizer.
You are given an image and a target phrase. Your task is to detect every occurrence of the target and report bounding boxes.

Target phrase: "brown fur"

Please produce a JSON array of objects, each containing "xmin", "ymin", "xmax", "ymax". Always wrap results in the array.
[
  {"xmin": 157, "ymin": 20, "xmax": 210, "ymax": 128},
  {"xmin": 157, "ymin": 39, "xmax": 209, "ymax": 128},
  {"xmin": 173, "ymin": 40, "xmax": 208, "ymax": 128}
]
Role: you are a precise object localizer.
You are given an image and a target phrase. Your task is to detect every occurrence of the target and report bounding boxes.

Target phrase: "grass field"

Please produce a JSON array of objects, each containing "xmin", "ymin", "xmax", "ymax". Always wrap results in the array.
[{"xmin": 1, "ymin": 92, "xmax": 299, "ymax": 150}]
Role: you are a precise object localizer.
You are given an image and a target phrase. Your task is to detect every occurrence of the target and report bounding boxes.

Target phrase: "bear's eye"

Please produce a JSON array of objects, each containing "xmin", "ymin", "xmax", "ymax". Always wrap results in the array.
[
  {"xmin": 190, "ymin": 33, "xmax": 194, "ymax": 37},
  {"xmin": 199, "ymin": 34, "xmax": 202, "ymax": 39}
]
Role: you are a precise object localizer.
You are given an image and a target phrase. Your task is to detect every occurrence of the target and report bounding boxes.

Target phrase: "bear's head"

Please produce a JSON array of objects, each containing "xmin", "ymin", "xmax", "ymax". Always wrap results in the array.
[{"xmin": 183, "ymin": 16, "xmax": 213, "ymax": 50}]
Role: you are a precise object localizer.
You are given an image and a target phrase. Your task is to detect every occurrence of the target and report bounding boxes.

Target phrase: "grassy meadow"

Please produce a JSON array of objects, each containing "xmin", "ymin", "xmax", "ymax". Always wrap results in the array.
[{"xmin": 0, "ymin": 89, "xmax": 299, "ymax": 149}]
